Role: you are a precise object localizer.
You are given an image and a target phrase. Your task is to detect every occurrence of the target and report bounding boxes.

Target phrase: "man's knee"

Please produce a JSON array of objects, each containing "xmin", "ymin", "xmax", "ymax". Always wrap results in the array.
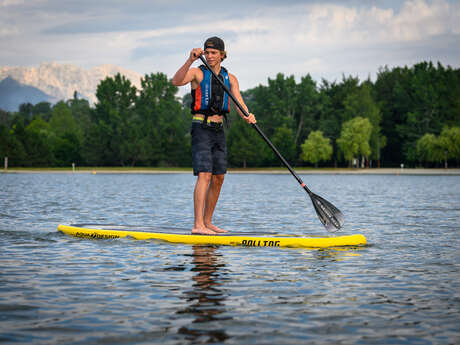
[
  {"xmin": 211, "ymin": 174, "xmax": 225, "ymax": 186},
  {"xmin": 197, "ymin": 172, "xmax": 212, "ymax": 183}
]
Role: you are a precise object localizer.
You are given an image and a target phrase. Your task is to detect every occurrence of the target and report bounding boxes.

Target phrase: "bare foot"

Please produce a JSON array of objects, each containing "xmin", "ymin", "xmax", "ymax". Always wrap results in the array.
[
  {"xmin": 205, "ymin": 223, "xmax": 228, "ymax": 233},
  {"xmin": 191, "ymin": 227, "xmax": 218, "ymax": 235}
]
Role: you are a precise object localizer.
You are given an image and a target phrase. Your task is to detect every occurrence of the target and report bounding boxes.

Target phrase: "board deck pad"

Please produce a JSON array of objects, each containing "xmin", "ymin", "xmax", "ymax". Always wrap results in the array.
[
  {"xmin": 58, "ymin": 224, "xmax": 367, "ymax": 248},
  {"xmin": 70, "ymin": 224, "xmax": 276, "ymax": 236}
]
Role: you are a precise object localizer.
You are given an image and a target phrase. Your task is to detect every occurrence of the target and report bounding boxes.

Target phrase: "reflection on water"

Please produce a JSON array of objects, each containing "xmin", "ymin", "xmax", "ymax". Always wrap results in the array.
[
  {"xmin": 314, "ymin": 246, "xmax": 364, "ymax": 261},
  {"xmin": 178, "ymin": 246, "xmax": 229, "ymax": 344}
]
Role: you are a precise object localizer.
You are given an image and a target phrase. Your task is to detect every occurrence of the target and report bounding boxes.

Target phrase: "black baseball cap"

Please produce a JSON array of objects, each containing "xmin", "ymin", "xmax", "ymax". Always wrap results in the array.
[{"xmin": 204, "ymin": 36, "xmax": 225, "ymax": 51}]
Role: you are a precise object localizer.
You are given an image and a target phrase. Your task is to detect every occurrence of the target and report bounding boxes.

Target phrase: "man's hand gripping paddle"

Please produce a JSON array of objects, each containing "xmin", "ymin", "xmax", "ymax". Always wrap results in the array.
[{"xmin": 198, "ymin": 55, "xmax": 344, "ymax": 232}]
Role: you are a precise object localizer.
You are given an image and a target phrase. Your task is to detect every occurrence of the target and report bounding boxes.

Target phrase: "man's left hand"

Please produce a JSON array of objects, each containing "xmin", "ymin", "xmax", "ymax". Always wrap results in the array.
[{"xmin": 245, "ymin": 113, "xmax": 257, "ymax": 124}]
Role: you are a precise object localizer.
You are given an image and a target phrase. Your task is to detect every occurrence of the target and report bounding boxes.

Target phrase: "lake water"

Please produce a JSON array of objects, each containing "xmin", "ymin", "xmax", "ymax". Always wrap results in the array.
[{"xmin": 1, "ymin": 172, "xmax": 459, "ymax": 345}]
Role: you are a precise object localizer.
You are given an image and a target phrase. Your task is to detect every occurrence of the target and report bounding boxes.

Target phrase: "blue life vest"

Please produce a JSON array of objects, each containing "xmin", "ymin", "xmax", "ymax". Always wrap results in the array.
[{"xmin": 191, "ymin": 65, "xmax": 231, "ymax": 116}]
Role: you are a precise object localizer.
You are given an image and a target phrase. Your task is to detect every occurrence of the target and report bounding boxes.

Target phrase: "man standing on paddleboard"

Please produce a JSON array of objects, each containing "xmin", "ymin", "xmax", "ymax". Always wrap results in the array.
[{"xmin": 172, "ymin": 37, "xmax": 256, "ymax": 235}]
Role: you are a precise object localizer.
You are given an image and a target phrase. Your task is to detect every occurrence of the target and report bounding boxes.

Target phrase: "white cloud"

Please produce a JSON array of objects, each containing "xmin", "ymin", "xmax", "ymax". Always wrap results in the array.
[
  {"xmin": 0, "ymin": 0, "xmax": 24, "ymax": 6},
  {"xmin": 0, "ymin": 25, "xmax": 19, "ymax": 37},
  {"xmin": 219, "ymin": 0, "xmax": 459, "ymax": 50},
  {"xmin": 199, "ymin": 0, "xmax": 460, "ymax": 87}
]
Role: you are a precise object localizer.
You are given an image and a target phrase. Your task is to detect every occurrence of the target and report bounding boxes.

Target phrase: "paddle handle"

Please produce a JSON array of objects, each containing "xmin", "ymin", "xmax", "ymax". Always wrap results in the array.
[{"xmin": 198, "ymin": 55, "xmax": 311, "ymax": 193}]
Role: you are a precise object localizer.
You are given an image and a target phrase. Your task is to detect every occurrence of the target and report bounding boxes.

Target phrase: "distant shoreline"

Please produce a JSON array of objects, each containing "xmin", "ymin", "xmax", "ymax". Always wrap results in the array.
[{"xmin": 2, "ymin": 167, "xmax": 460, "ymax": 175}]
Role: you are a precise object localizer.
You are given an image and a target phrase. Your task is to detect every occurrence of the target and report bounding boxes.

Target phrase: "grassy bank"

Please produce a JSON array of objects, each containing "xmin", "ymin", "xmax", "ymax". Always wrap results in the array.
[{"xmin": 2, "ymin": 167, "xmax": 460, "ymax": 175}]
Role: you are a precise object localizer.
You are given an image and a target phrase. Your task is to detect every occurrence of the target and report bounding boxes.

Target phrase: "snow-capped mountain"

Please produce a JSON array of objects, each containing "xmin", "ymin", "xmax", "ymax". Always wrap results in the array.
[{"xmin": 0, "ymin": 62, "xmax": 143, "ymax": 111}]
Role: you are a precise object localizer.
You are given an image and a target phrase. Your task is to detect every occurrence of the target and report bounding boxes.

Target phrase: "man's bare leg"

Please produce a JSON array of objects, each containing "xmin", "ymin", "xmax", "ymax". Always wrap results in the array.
[
  {"xmin": 192, "ymin": 172, "xmax": 217, "ymax": 235},
  {"xmin": 204, "ymin": 174, "xmax": 228, "ymax": 233}
]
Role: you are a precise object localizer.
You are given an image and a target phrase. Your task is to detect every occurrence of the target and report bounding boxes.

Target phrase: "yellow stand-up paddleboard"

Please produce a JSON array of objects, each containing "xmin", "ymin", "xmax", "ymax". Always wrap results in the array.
[{"xmin": 57, "ymin": 224, "xmax": 366, "ymax": 248}]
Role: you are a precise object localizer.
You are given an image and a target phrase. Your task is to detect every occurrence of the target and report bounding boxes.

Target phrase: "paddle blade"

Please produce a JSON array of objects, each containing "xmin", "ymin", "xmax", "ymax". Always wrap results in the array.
[{"xmin": 309, "ymin": 192, "xmax": 345, "ymax": 232}]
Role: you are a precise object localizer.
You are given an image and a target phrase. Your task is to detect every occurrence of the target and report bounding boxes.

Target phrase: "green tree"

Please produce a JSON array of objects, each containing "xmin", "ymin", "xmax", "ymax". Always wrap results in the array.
[
  {"xmin": 18, "ymin": 103, "xmax": 34, "ymax": 119},
  {"xmin": 47, "ymin": 101, "xmax": 83, "ymax": 166},
  {"xmin": 300, "ymin": 130, "xmax": 333, "ymax": 167},
  {"xmin": 49, "ymin": 101, "xmax": 78, "ymax": 135},
  {"xmin": 24, "ymin": 117, "xmax": 54, "ymax": 166},
  {"xmin": 52, "ymin": 132, "xmax": 81, "ymax": 166},
  {"xmin": 32, "ymin": 102, "xmax": 52, "ymax": 120},
  {"xmin": 438, "ymin": 126, "xmax": 460, "ymax": 167},
  {"xmin": 244, "ymin": 74, "xmax": 296, "ymax": 139},
  {"xmin": 268, "ymin": 125, "xmax": 296, "ymax": 166},
  {"xmin": 137, "ymin": 72, "xmax": 190, "ymax": 166},
  {"xmin": 343, "ymin": 82, "xmax": 386, "ymax": 166},
  {"xmin": 337, "ymin": 117, "xmax": 372, "ymax": 167},
  {"xmin": 227, "ymin": 118, "xmax": 266, "ymax": 168},
  {"xmin": 0, "ymin": 111, "xmax": 26, "ymax": 167},
  {"xmin": 243, "ymin": 73, "xmax": 322, "ymax": 166},
  {"xmin": 86, "ymin": 73, "xmax": 138, "ymax": 166},
  {"xmin": 294, "ymin": 74, "xmax": 320, "ymax": 146},
  {"xmin": 416, "ymin": 133, "xmax": 443, "ymax": 166},
  {"xmin": 67, "ymin": 92, "xmax": 91, "ymax": 147},
  {"xmin": 374, "ymin": 65, "xmax": 405, "ymax": 166},
  {"xmin": 0, "ymin": 109, "xmax": 9, "ymax": 126},
  {"xmin": 318, "ymin": 76, "xmax": 360, "ymax": 166},
  {"xmin": 375, "ymin": 62, "xmax": 460, "ymax": 166},
  {"xmin": 5, "ymin": 117, "xmax": 28, "ymax": 166}
]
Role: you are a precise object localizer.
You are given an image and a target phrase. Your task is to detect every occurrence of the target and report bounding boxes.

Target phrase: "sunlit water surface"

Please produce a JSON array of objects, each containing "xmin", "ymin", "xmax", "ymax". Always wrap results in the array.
[{"xmin": 1, "ymin": 173, "xmax": 459, "ymax": 344}]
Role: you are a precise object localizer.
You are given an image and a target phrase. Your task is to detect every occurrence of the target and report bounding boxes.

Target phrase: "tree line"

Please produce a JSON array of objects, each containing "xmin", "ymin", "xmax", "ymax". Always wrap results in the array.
[{"xmin": 1, "ymin": 61, "xmax": 459, "ymax": 168}]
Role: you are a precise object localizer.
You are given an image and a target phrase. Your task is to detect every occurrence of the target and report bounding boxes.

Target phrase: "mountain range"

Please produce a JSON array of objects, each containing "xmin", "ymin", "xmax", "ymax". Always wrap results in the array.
[{"xmin": 0, "ymin": 62, "xmax": 143, "ymax": 112}]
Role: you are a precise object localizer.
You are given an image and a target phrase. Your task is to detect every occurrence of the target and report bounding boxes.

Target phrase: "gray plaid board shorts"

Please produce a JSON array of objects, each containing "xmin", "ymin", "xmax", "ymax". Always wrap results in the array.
[{"xmin": 191, "ymin": 122, "xmax": 227, "ymax": 176}]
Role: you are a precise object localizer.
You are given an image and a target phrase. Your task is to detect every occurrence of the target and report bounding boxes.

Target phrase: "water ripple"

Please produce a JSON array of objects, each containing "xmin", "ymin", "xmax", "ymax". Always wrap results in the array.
[{"xmin": 0, "ymin": 173, "xmax": 459, "ymax": 344}]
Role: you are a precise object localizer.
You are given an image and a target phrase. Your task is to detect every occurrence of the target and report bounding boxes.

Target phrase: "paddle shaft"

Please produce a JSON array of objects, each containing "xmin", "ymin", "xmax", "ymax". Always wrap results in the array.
[{"xmin": 198, "ymin": 55, "xmax": 312, "ymax": 194}]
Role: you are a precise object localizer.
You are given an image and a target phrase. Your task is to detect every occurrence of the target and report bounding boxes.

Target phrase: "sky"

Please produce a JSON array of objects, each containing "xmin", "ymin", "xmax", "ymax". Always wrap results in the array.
[{"xmin": 1, "ymin": 0, "xmax": 460, "ymax": 93}]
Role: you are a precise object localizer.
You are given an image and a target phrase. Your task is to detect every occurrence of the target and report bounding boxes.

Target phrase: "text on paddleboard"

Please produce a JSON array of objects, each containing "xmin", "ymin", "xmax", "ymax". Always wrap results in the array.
[{"xmin": 242, "ymin": 240, "xmax": 280, "ymax": 247}]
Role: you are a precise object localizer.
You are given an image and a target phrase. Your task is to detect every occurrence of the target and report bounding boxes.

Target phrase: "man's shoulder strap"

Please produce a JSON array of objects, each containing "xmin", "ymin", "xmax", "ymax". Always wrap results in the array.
[{"xmin": 199, "ymin": 64, "xmax": 228, "ymax": 75}]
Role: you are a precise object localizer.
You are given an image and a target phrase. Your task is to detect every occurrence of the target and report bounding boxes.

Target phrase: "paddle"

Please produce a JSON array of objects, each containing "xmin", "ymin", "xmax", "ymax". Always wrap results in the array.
[{"xmin": 198, "ymin": 54, "xmax": 345, "ymax": 232}]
